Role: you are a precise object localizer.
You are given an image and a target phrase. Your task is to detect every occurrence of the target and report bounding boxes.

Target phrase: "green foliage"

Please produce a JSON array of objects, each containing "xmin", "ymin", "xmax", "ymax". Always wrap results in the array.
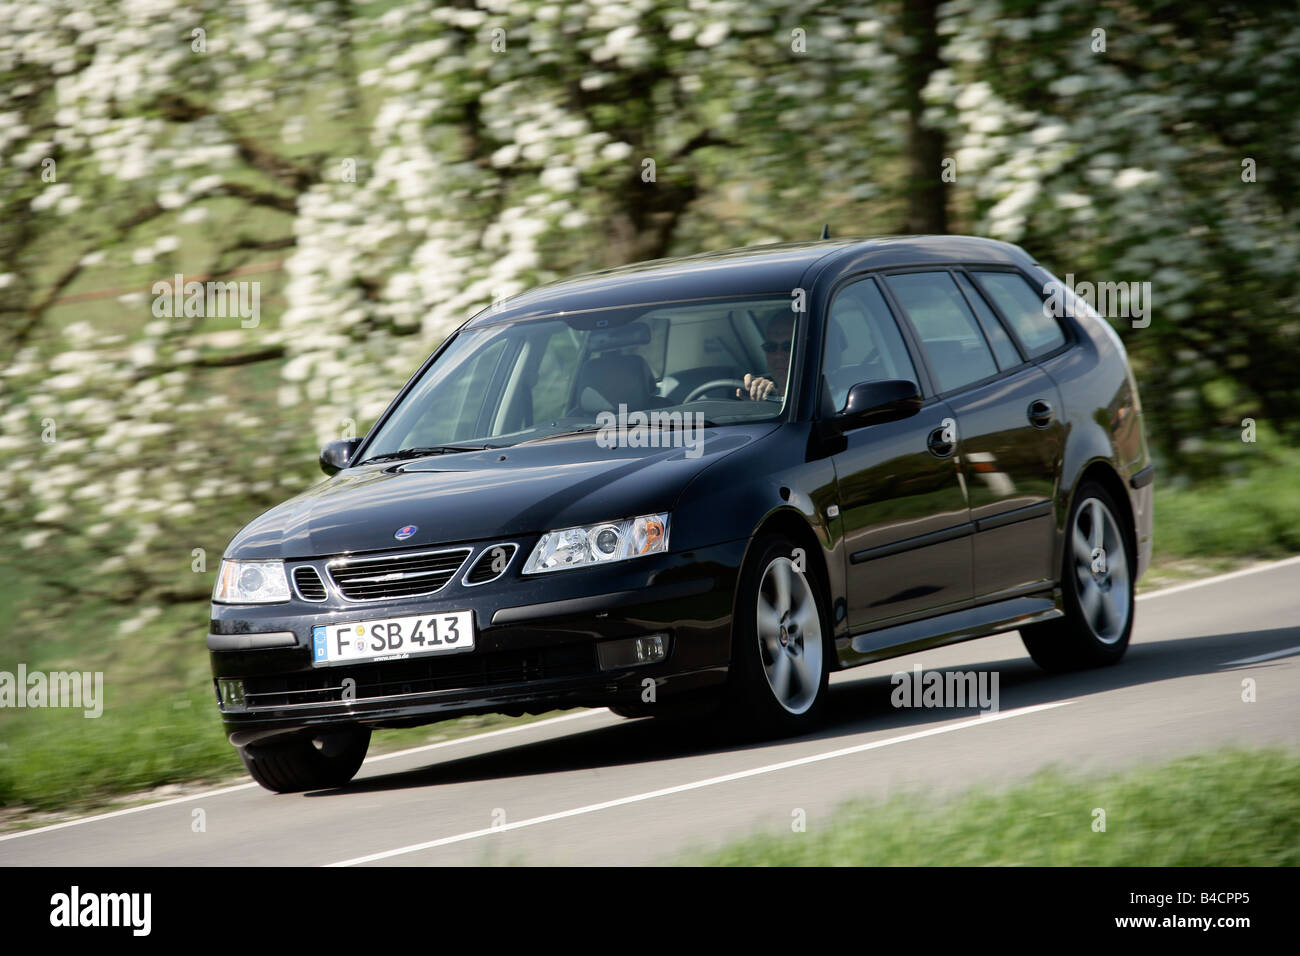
[{"xmin": 924, "ymin": 1, "xmax": 1300, "ymax": 473}]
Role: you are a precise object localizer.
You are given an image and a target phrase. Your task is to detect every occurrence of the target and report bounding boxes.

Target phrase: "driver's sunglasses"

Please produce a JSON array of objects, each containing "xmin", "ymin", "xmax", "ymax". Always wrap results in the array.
[{"xmin": 762, "ymin": 340, "xmax": 793, "ymax": 354}]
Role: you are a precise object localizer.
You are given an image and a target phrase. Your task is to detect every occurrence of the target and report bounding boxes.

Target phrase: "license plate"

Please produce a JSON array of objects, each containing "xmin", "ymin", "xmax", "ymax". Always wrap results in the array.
[{"xmin": 311, "ymin": 611, "xmax": 474, "ymax": 665}]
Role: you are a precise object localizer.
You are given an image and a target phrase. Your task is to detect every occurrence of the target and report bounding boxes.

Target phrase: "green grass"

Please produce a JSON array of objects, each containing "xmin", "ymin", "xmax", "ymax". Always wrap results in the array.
[
  {"xmin": 0, "ymin": 685, "xmax": 241, "ymax": 812},
  {"xmin": 680, "ymin": 749, "xmax": 1300, "ymax": 865},
  {"xmin": 1152, "ymin": 448, "xmax": 1300, "ymax": 560}
]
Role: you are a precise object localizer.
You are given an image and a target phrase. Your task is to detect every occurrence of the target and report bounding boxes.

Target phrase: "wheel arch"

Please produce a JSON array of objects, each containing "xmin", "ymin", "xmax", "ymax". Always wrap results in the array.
[{"xmin": 732, "ymin": 506, "xmax": 841, "ymax": 669}]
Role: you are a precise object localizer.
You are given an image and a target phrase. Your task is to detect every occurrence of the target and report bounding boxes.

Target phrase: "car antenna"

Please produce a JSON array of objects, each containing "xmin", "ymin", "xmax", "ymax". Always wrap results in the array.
[{"xmin": 820, "ymin": 223, "xmax": 831, "ymax": 239}]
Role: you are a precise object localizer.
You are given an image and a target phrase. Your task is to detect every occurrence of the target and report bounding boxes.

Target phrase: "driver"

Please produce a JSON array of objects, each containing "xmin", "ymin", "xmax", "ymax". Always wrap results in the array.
[{"xmin": 737, "ymin": 311, "xmax": 794, "ymax": 401}]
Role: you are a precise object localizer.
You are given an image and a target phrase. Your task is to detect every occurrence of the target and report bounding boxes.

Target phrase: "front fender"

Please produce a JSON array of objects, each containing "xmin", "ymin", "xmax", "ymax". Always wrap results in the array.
[{"xmin": 670, "ymin": 422, "xmax": 847, "ymax": 639}]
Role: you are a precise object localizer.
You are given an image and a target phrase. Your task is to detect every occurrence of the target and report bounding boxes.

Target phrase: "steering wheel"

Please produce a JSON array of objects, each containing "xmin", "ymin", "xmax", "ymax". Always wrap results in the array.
[{"xmin": 683, "ymin": 378, "xmax": 748, "ymax": 403}]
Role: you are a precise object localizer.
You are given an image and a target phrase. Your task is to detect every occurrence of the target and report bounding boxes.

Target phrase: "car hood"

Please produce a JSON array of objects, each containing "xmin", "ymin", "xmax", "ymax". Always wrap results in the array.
[{"xmin": 226, "ymin": 423, "xmax": 779, "ymax": 560}]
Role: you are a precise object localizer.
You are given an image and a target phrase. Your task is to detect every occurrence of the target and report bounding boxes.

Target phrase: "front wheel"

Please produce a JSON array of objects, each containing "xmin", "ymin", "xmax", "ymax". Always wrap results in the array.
[
  {"xmin": 238, "ymin": 727, "xmax": 371, "ymax": 793},
  {"xmin": 724, "ymin": 534, "xmax": 831, "ymax": 737},
  {"xmin": 1022, "ymin": 482, "xmax": 1134, "ymax": 671}
]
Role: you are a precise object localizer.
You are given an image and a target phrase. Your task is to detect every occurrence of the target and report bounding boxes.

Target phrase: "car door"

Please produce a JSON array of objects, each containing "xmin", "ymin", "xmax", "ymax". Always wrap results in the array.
[
  {"xmin": 960, "ymin": 269, "xmax": 1069, "ymax": 594},
  {"xmin": 882, "ymin": 269, "xmax": 1063, "ymax": 599},
  {"xmin": 823, "ymin": 276, "xmax": 972, "ymax": 631}
]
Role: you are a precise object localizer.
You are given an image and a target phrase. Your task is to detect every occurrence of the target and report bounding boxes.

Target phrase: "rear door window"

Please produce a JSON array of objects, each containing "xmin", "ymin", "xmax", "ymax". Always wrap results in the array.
[{"xmin": 884, "ymin": 272, "xmax": 999, "ymax": 394}]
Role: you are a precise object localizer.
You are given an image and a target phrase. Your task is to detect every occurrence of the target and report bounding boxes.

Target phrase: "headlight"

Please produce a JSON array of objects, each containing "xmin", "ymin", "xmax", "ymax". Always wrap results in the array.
[
  {"xmin": 522, "ymin": 513, "xmax": 669, "ymax": 574},
  {"xmin": 213, "ymin": 559, "xmax": 291, "ymax": 604}
]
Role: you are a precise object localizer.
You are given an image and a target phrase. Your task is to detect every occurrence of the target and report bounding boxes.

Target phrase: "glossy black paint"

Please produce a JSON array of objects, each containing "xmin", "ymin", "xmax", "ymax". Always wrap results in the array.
[
  {"xmin": 210, "ymin": 236, "xmax": 1153, "ymax": 744},
  {"xmin": 837, "ymin": 378, "xmax": 923, "ymax": 427}
]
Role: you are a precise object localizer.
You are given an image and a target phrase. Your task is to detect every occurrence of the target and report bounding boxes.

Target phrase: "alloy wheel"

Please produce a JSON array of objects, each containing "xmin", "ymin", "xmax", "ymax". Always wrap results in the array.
[
  {"xmin": 755, "ymin": 556, "xmax": 824, "ymax": 714},
  {"xmin": 1071, "ymin": 497, "xmax": 1131, "ymax": 644}
]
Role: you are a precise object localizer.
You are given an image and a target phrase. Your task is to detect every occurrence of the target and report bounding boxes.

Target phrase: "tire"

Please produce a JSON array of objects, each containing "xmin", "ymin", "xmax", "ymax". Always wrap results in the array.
[
  {"xmin": 238, "ymin": 727, "xmax": 371, "ymax": 793},
  {"xmin": 723, "ymin": 533, "xmax": 831, "ymax": 737},
  {"xmin": 1022, "ymin": 481, "xmax": 1135, "ymax": 672}
]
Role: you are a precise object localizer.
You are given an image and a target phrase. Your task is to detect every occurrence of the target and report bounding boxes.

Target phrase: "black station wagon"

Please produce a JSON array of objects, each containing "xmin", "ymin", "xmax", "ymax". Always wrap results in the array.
[{"xmin": 209, "ymin": 236, "xmax": 1154, "ymax": 792}]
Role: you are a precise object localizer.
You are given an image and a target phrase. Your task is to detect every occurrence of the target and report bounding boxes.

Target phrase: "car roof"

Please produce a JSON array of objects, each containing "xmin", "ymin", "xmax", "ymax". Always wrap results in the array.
[{"xmin": 462, "ymin": 235, "xmax": 1034, "ymax": 329}]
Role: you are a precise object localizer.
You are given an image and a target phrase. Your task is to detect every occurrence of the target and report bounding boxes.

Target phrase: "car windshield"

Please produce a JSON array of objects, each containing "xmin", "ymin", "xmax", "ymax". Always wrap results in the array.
[{"xmin": 362, "ymin": 296, "xmax": 801, "ymax": 457}]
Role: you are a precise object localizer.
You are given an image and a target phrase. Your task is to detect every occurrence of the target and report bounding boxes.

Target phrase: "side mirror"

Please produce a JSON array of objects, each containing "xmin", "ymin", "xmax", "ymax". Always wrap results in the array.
[
  {"xmin": 320, "ymin": 437, "xmax": 363, "ymax": 476},
  {"xmin": 836, "ymin": 379, "xmax": 922, "ymax": 429}
]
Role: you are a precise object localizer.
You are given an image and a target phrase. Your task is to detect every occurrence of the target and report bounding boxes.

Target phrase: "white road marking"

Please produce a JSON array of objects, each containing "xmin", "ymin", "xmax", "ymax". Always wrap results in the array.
[
  {"xmin": 325, "ymin": 700, "xmax": 1073, "ymax": 867},
  {"xmin": 1137, "ymin": 555, "xmax": 1300, "ymax": 601},
  {"xmin": 0, "ymin": 782, "xmax": 258, "ymax": 844},
  {"xmin": 0, "ymin": 709, "xmax": 605, "ymax": 844},
  {"xmin": 1221, "ymin": 645, "xmax": 1300, "ymax": 667}
]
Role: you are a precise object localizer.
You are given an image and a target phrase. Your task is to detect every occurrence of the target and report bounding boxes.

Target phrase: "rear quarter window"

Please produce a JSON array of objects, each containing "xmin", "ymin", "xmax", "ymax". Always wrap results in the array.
[{"xmin": 972, "ymin": 271, "xmax": 1067, "ymax": 358}]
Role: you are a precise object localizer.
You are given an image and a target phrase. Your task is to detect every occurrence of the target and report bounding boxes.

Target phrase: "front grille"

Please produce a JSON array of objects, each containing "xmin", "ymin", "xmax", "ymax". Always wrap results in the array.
[
  {"xmin": 241, "ymin": 645, "xmax": 598, "ymax": 708},
  {"xmin": 464, "ymin": 544, "xmax": 517, "ymax": 585},
  {"xmin": 327, "ymin": 547, "xmax": 472, "ymax": 601},
  {"xmin": 292, "ymin": 566, "xmax": 327, "ymax": 601}
]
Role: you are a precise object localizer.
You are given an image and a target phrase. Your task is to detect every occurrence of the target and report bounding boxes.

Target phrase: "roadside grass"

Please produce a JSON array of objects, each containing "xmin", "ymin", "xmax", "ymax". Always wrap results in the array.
[
  {"xmin": 679, "ymin": 749, "xmax": 1300, "ymax": 866},
  {"xmin": 0, "ymin": 685, "xmax": 240, "ymax": 813},
  {"xmin": 1152, "ymin": 446, "xmax": 1300, "ymax": 562}
]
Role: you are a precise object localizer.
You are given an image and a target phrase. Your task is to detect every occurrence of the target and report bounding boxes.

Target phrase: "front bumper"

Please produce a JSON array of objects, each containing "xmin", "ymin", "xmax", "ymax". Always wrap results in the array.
[{"xmin": 208, "ymin": 538, "xmax": 746, "ymax": 745}]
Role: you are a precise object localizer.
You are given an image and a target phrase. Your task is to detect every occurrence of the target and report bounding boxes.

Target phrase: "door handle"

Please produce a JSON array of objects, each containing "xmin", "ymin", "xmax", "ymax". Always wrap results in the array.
[
  {"xmin": 1028, "ymin": 399, "xmax": 1054, "ymax": 428},
  {"xmin": 927, "ymin": 425, "xmax": 956, "ymax": 458}
]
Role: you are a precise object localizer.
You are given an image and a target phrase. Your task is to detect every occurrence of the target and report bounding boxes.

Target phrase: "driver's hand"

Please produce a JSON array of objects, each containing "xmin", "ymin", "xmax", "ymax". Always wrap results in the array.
[{"xmin": 736, "ymin": 373, "xmax": 776, "ymax": 401}]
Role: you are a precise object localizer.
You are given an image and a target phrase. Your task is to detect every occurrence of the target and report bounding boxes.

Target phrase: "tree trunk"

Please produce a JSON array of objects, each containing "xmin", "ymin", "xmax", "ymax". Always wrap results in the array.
[{"xmin": 900, "ymin": 0, "xmax": 949, "ymax": 235}]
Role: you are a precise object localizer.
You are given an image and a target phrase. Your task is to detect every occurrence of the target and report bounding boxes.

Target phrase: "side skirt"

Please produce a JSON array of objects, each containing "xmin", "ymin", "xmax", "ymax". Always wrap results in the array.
[{"xmin": 836, "ymin": 589, "xmax": 1063, "ymax": 668}]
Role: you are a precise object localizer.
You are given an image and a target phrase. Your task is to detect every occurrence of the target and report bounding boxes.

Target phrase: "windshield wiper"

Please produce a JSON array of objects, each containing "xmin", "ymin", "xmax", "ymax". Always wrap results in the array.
[
  {"xmin": 655, "ymin": 417, "xmax": 720, "ymax": 428},
  {"xmin": 509, "ymin": 418, "xmax": 720, "ymax": 449},
  {"xmin": 356, "ymin": 445, "xmax": 489, "ymax": 465},
  {"xmin": 509, "ymin": 425, "xmax": 603, "ymax": 447}
]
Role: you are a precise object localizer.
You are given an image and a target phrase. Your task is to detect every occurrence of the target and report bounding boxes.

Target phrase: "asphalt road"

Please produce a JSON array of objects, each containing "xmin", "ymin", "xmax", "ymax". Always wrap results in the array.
[{"xmin": 4, "ymin": 557, "xmax": 1298, "ymax": 866}]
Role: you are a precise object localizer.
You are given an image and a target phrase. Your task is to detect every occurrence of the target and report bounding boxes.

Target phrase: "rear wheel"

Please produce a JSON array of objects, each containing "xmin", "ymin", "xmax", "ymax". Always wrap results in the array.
[
  {"xmin": 724, "ymin": 534, "xmax": 831, "ymax": 737},
  {"xmin": 238, "ymin": 727, "xmax": 371, "ymax": 793},
  {"xmin": 1022, "ymin": 482, "xmax": 1134, "ymax": 671}
]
